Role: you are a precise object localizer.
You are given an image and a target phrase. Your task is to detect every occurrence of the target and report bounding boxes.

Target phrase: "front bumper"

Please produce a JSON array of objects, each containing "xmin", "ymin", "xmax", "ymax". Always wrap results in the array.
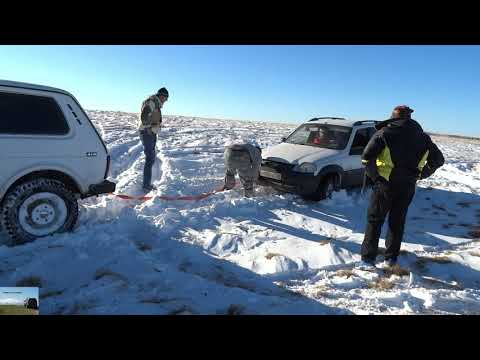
[
  {"xmin": 82, "ymin": 180, "xmax": 116, "ymax": 198},
  {"xmin": 258, "ymin": 161, "xmax": 318, "ymax": 196}
]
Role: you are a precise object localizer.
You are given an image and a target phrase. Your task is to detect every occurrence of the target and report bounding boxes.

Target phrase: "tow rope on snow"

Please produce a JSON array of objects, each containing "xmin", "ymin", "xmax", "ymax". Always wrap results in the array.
[{"xmin": 109, "ymin": 183, "xmax": 238, "ymax": 202}]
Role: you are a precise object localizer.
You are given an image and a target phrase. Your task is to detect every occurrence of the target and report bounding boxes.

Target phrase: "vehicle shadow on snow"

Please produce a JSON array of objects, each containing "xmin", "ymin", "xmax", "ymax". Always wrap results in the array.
[
  {"xmin": 1, "ymin": 213, "xmax": 349, "ymax": 315},
  {"xmin": 152, "ymin": 228, "xmax": 352, "ymax": 314},
  {"xmin": 285, "ymin": 186, "xmax": 480, "ymax": 249},
  {"xmin": 249, "ymin": 213, "xmax": 333, "ymax": 243}
]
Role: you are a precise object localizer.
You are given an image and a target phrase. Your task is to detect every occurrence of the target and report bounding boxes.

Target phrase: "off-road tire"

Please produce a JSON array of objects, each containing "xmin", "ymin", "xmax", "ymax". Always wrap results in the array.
[{"xmin": 1, "ymin": 178, "xmax": 78, "ymax": 246}]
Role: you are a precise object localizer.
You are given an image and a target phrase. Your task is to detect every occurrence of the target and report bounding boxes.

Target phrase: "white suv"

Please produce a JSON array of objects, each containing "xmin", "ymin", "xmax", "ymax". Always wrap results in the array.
[
  {"xmin": 259, "ymin": 117, "xmax": 379, "ymax": 200},
  {"xmin": 0, "ymin": 80, "xmax": 116, "ymax": 245}
]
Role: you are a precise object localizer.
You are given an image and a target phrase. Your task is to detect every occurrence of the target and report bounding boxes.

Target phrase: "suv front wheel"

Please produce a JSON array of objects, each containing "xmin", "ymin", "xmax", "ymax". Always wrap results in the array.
[
  {"xmin": 1, "ymin": 178, "xmax": 79, "ymax": 246},
  {"xmin": 306, "ymin": 174, "xmax": 338, "ymax": 201}
]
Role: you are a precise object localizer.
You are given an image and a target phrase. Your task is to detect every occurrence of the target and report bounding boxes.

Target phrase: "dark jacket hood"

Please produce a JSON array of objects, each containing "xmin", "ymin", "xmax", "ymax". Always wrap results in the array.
[{"xmin": 375, "ymin": 118, "xmax": 422, "ymax": 131}]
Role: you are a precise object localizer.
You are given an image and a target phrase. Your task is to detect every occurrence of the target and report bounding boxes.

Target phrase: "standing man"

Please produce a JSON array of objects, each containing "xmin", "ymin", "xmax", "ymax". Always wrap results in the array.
[
  {"xmin": 138, "ymin": 87, "xmax": 169, "ymax": 191},
  {"xmin": 359, "ymin": 105, "xmax": 445, "ymax": 269},
  {"xmin": 224, "ymin": 141, "xmax": 262, "ymax": 197}
]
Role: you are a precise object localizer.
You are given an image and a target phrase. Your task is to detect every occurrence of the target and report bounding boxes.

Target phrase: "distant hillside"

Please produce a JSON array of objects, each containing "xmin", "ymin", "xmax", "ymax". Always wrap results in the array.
[{"xmin": 427, "ymin": 132, "xmax": 480, "ymax": 142}]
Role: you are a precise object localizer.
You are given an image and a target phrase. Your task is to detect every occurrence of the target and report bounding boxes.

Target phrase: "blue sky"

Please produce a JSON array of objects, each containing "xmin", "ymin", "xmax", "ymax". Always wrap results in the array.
[
  {"xmin": 0, "ymin": 287, "xmax": 38, "ymax": 305},
  {"xmin": 0, "ymin": 45, "xmax": 479, "ymax": 136}
]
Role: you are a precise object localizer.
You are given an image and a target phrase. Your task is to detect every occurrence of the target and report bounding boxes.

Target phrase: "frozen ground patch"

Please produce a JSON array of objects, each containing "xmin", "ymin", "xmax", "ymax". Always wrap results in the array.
[{"xmin": 1, "ymin": 112, "xmax": 479, "ymax": 314}]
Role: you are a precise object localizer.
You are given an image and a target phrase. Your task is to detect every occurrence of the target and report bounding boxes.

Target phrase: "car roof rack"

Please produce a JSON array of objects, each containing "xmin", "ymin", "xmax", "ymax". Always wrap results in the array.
[
  {"xmin": 352, "ymin": 120, "xmax": 381, "ymax": 126},
  {"xmin": 308, "ymin": 117, "xmax": 347, "ymax": 122}
]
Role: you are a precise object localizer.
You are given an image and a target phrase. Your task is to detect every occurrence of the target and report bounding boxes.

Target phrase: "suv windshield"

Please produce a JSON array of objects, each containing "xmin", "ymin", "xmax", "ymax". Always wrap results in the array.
[{"xmin": 286, "ymin": 124, "xmax": 352, "ymax": 150}]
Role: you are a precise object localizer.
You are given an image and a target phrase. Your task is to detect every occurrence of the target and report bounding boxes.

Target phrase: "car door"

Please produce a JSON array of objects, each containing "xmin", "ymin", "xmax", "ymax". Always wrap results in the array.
[
  {"xmin": 343, "ymin": 127, "xmax": 376, "ymax": 187},
  {"xmin": 0, "ymin": 89, "xmax": 76, "ymax": 197}
]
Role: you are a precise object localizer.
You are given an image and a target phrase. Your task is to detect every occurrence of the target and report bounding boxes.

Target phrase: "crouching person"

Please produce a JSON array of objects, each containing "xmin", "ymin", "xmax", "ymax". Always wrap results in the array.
[{"xmin": 224, "ymin": 142, "xmax": 262, "ymax": 197}]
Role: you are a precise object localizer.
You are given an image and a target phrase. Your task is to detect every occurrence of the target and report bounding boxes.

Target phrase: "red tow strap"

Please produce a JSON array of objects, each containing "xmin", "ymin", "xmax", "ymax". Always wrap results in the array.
[{"xmin": 109, "ymin": 184, "xmax": 231, "ymax": 203}]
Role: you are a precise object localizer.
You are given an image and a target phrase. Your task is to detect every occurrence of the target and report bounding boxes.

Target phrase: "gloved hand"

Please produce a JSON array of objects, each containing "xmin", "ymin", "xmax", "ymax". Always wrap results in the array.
[{"xmin": 419, "ymin": 165, "xmax": 435, "ymax": 180}]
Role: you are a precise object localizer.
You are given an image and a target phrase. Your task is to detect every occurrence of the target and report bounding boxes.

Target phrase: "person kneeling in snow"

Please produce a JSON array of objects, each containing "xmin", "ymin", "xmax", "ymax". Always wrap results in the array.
[{"xmin": 224, "ymin": 141, "xmax": 262, "ymax": 197}]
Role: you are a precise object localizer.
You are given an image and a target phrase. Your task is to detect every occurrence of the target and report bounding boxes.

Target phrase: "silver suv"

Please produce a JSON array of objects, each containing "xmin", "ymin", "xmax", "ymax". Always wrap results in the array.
[
  {"xmin": 259, "ymin": 117, "xmax": 379, "ymax": 200},
  {"xmin": 0, "ymin": 80, "xmax": 116, "ymax": 246}
]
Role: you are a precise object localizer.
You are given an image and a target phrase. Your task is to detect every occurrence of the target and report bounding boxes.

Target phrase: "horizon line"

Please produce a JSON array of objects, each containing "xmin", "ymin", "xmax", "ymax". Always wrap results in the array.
[{"xmin": 84, "ymin": 109, "xmax": 480, "ymax": 139}]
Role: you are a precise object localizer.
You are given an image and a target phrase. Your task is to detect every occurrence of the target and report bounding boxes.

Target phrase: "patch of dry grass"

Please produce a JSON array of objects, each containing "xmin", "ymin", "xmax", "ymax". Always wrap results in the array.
[
  {"xmin": 428, "ymin": 256, "xmax": 453, "ymax": 264},
  {"xmin": 382, "ymin": 264, "xmax": 410, "ymax": 277},
  {"xmin": 318, "ymin": 240, "xmax": 330, "ymax": 246},
  {"xmin": 432, "ymin": 204, "xmax": 447, "ymax": 212},
  {"xmin": 368, "ymin": 278, "xmax": 394, "ymax": 290},
  {"xmin": 468, "ymin": 227, "xmax": 480, "ymax": 239},
  {"xmin": 16, "ymin": 276, "xmax": 42, "ymax": 288},
  {"xmin": 140, "ymin": 297, "xmax": 179, "ymax": 304},
  {"xmin": 0, "ymin": 305, "xmax": 38, "ymax": 315},
  {"xmin": 226, "ymin": 304, "xmax": 245, "ymax": 315},
  {"xmin": 422, "ymin": 277, "xmax": 463, "ymax": 290},
  {"xmin": 312, "ymin": 285, "xmax": 332, "ymax": 298},
  {"xmin": 169, "ymin": 306, "xmax": 194, "ymax": 315},
  {"xmin": 265, "ymin": 252, "xmax": 283, "ymax": 260},
  {"xmin": 335, "ymin": 269, "xmax": 355, "ymax": 279},
  {"xmin": 136, "ymin": 243, "xmax": 152, "ymax": 252},
  {"xmin": 415, "ymin": 256, "xmax": 453, "ymax": 270},
  {"xmin": 469, "ymin": 251, "xmax": 480, "ymax": 257},
  {"xmin": 222, "ymin": 276, "xmax": 257, "ymax": 293},
  {"xmin": 94, "ymin": 268, "xmax": 128, "ymax": 283}
]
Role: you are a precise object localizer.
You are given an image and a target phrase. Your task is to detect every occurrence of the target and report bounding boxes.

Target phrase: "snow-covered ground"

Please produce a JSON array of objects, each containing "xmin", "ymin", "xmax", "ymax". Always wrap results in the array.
[{"xmin": 1, "ymin": 111, "xmax": 479, "ymax": 315}]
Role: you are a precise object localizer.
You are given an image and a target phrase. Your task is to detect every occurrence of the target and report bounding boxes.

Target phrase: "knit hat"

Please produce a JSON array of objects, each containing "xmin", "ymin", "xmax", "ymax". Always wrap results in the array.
[
  {"xmin": 157, "ymin": 87, "xmax": 169, "ymax": 98},
  {"xmin": 392, "ymin": 105, "xmax": 414, "ymax": 119}
]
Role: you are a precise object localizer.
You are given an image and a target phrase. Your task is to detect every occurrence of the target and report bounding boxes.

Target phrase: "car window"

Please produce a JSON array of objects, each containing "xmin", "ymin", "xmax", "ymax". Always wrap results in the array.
[
  {"xmin": 286, "ymin": 124, "xmax": 352, "ymax": 150},
  {"xmin": 351, "ymin": 128, "xmax": 371, "ymax": 148},
  {"xmin": 0, "ymin": 92, "xmax": 69, "ymax": 135}
]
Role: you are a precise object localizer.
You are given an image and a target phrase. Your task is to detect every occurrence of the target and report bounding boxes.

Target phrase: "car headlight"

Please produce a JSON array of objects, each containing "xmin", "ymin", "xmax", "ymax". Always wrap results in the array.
[{"xmin": 293, "ymin": 163, "xmax": 317, "ymax": 174}]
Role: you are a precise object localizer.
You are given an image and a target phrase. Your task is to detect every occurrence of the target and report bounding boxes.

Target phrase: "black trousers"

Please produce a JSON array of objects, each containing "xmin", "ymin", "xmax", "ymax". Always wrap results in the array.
[{"xmin": 361, "ymin": 180, "xmax": 416, "ymax": 261}]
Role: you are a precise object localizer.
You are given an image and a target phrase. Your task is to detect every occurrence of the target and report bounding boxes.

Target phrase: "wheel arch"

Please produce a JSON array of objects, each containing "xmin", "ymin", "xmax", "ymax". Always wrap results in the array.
[{"xmin": 1, "ymin": 169, "xmax": 81, "ymax": 205}]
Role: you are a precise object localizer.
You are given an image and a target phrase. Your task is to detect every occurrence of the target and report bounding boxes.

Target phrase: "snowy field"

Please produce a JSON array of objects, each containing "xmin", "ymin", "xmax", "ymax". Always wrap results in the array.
[{"xmin": 1, "ymin": 111, "xmax": 479, "ymax": 315}]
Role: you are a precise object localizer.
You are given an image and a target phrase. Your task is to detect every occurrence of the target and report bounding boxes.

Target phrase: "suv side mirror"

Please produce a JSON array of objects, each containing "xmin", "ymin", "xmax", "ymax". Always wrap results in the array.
[
  {"xmin": 281, "ymin": 137, "xmax": 286, "ymax": 142},
  {"xmin": 349, "ymin": 146, "xmax": 364, "ymax": 156}
]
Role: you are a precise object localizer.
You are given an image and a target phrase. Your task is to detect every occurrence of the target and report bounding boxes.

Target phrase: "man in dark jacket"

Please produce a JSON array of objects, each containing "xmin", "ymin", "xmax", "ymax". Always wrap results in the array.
[
  {"xmin": 138, "ymin": 87, "xmax": 169, "ymax": 191},
  {"xmin": 359, "ymin": 105, "xmax": 445, "ymax": 269}
]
